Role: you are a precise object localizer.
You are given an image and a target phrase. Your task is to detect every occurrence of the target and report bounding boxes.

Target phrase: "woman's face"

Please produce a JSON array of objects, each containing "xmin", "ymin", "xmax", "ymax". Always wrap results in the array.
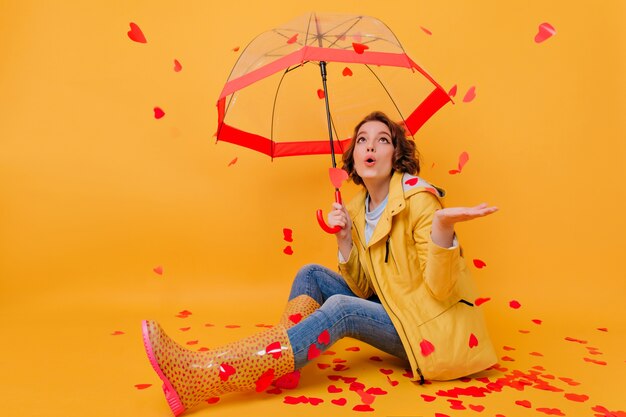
[{"xmin": 352, "ymin": 121, "xmax": 395, "ymax": 185}]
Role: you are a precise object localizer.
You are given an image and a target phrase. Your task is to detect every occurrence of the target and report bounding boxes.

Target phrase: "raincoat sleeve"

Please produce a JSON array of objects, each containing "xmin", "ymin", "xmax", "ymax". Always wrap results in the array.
[
  {"xmin": 338, "ymin": 243, "xmax": 375, "ymax": 299},
  {"xmin": 411, "ymin": 191, "xmax": 463, "ymax": 301}
]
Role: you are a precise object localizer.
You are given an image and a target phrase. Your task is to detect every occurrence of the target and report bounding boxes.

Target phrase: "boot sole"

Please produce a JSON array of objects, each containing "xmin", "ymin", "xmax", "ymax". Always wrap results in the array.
[{"xmin": 141, "ymin": 320, "xmax": 186, "ymax": 416}]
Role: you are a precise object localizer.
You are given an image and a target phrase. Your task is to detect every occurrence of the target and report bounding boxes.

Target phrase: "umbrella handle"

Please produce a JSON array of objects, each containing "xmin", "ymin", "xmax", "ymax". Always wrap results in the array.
[{"xmin": 316, "ymin": 190, "xmax": 343, "ymax": 234}]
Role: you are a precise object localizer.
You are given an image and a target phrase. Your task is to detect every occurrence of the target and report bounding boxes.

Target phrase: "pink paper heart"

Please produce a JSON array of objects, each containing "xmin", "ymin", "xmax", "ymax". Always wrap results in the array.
[
  {"xmin": 463, "ymin": 86, "xmax": 476, "ymax": 103},
  {"xmin": 127, "ymin": 22, "xmax": 147, "ymax": 43},
  {"xmin": 448, "ymin": 84, "xmax": 458, "ymax": 97},
  {"xmin": 535, "ymin": 22, "xmax": 556, "ymax": 43},
  {"xmin": 329, "ymin": 167, "xmax": 349, "ymax": 189},
  {"xmin": 356, "ymin": 389, "xmax": 376, "ymax": 405},
  {"xmin": 458, "ymin": 151, "xmax": 469, "ymax": 171},
  {"xmin": 287, "ymin": 34, "xmax": 298, "ymax": 44}
]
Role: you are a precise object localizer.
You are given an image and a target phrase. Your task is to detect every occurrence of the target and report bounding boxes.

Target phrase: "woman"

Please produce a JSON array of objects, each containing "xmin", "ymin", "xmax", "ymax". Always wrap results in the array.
[{"xmin": 142, "ymin": 111, "xmax": 498, "ymax": 416}]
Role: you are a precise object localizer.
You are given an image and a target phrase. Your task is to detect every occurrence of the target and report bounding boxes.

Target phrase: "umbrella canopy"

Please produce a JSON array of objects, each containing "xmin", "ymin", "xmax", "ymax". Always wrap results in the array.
[{"xmin": 216, "ymin": 12, "xmax": 452, "ymax": 160}]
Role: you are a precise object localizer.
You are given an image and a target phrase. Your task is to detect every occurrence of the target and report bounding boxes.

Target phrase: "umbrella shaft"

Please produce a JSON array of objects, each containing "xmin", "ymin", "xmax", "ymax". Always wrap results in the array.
[{"xmin": 319, "ymin": 61, "xmax": 337, "ymax": 168}]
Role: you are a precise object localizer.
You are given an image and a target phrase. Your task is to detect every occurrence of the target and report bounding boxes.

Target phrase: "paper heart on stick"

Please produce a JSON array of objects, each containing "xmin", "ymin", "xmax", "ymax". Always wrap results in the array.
[{"xmin": 329, "ymin": 167, "xmax": 349, "ymax": 189}]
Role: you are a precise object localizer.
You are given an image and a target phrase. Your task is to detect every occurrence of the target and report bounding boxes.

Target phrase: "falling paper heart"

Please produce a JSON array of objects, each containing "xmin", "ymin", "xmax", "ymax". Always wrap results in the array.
[
  {"xmin": 228, "ymin": 157, "xmax": 238, "ymax": 167},
  {"xmin": 469, "ymin": 333, "xmax": 479, "ymax": 348},
  {"xmin": 475, "ymin": 297, "xmax": 491, "ymax": 306},
  {"xmin": 535, "ymin": 22, "xmax": 556, "ymax": 43},
  {"xmin": 173, "ymin": 59, "xmax": 182, "ymax": 72},
  {"xmin": 153, "ymin": 266, "xmax": 163, "ymax": 275},
  {"xmin": 420, "ymin": 26, "xmax": 432, "ymax": 35},
  {"xmin": 283, "ymin": 246, "xmax": 293, "ymax": 255},
  {"xmin": 317, "ymin": 89, "xmax": 325, "ymax": 99},
  {"xmin": 287, "ymin": 34, "xmax": 298, "ymax": 44},
  {"xmin": 153, "ymin": 107, "xmax": 165, "ymax": 119},
  {"xmin": 472, "ymin": 259, "xmax": 486, "ymax": 269},
  {"xmin": 282, "ymin": 228, "xmax": 293, "ymax": 242},
  {"xmin": 329, "ymin": 167, "xmax": 349, "ymax": 189},
  {"xmin": 532, "ymin": 319, "xmax": 543, "ymax": 325},
  {"xmin": 356, "ymin": 390, "xmax": 376, "ymax": 405},
  {"xmin": 509, "ymin": 300, "xmax": 522, "ymax": 309},
  {"xmin": 420, "ymin": 339, "xmax": 435, "ymax": 356},
  {"xmin": 127, "ymin": 22, "xmax": 147, "ymax": 43},
  {"xmin": 352, "ymin": 42, "xmax": 369, "ymax": 54},
  {"xmin": 448, "ymin": 84, "xmax": 458, "ymax": 98},
  {"xmin": 463, "ymin": 86, "xmax": 476, "ymax": 103},
  {"xmin": 318, "ymin": 329, "xmax": 331, "ymax": 345},
  {"xmin": 353, "ymin": 404, "xmax": 375, "ymax": 412},
  {"xmin": 111, "ymin": 330, "xmax": 125, "ymax": 336},
  {"xmin": 134, "ymin": 383, "xmax": 152, "ymax": 390},
  {"xmin": 515, "ymin": 400, "xmax": 532, "ymax": 408},
  {"xmin": 342, "ymin": 67, "xmax": 353, "ymax": 76},
  {"xmin": 564, "ymin": 393, "xmax": 589, "ymax": 402},
  {"xmin": 232, "ymin": 46, "xmax": 240, "ymax": 52}
]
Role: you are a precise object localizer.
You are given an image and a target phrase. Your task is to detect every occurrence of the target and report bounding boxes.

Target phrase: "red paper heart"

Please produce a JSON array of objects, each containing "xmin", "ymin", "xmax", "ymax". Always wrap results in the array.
[
  {"xmin": 179, "ymin": 327, "xmax": 191, "ymax": 332},
  {"xmin": 283, "ymin": 228, "xmax": 293, "ymax": 242},
  {"xmin": 232, "ymin": 46, "xmax": 240, "ymax": 52},
  {"xmin": 353, "ymin": 404, "xmax": 375, "ymax": 412},
  {"xmin": 469, "ymin": 333, "xmax": 478, "ymax": 348},
  {"xmin": 536, "ymin": 408, "xmax": 565, "ymax": 416},
  {"xmin": 564, "ymin": 393, "xmax": 589, "ymax": 402},
  {"xmin": 342, "ymin": 67, "xmax": 353, "ymax": 76},
  {"xmin": 366, "ymin": 387, "xmax": 387, "ymax": 395},
  {"xmin": 458, "ymin": 151, "xmax": 469, "ymax": 171},
  {"xmin": 532, "ymin": 319, "xmax": 543, "ymax": 325},
  {"xmin": 448, "ymin": 399, "xmax": 466, "ymax": 410},
  {"xmin": 286, "ymin": 34, "xmax": 298, "ymax": 44},
  {"xmin": 463, "ymin": 86, "xmax": 476, "ymax": 103},
  {"xmin": 329, "ymin": 167, "xmax": 349, "ymax": 189},
  {"xmin": 224, "ymin": 324, "xmax": 240, "ymax": 328},
  {"xmin": 515, "ymin": 400, "xmax": 532, "ymax": 408},
  {"xmin": 322, "ymin": 350, "xmax": 335, "ymax": 355},
  {"xmin": 341, "ymin": 376, "xmax": 357, "ymax": 383},
  {"xmin": 448, "ymin": 84, "xmax": 458, "ymax": 97},
  {"xmin": 509, "ymin": 300, "xmax": 522, "ymax": 309},
  {"xmin": 530, "ymin": 352, "xmax": 543, "ymax": 356},
  {"xmin": 153, "ymin": 266, "xmax": 163, "ymax": 275},
  {"xmin": 345, "ymin": 346, "xmax": 360, "ymax": 351},
  {"xmin": 379, "ymin": 369, "xmax": 393, "ymax": 375},
  {"xmin": 404, "ymin": 177, "xmax": 419, "ymax": 186},
  {"xmin": 369, "ymin": 356, "xmax": 383, "ymax": 362},
  {"xmin": 469, "ymin": 404, "xmax": 485, "ymax": 412},
  {"xmin": 475, "ymin": 297, "xmax": 491, "ymax": 306},
  {"xmin": 421, "ymin": 394, "xmax": 436, "ymax": 402},
  {"xmin": 127, "ymin": 23, "xmax": 147, "ymax": 43},
  {"xmin": 317, "ymin": 363, "xmax": 330, "ymax": 369},
  {"xmin": 308, "ymin": 397, "xmax": 324, "ymax": 406},
  {"xmin": 472, "ymin": 259, "xmax": 486, "ymax": 269},
  {"xmin": 284, "ymin": 395, "xmax": 308, "ymax": 404},
  {"xmin": 356, "ymin": 389, "xmax": 376, "ymax": 405},
  {"xmin": 318, "ymin": 329, "xmax": 330, "ymax": 345},
  {"xmin": 387, "ymin": 376, "xmax": 399, "ymax": 387},
  {"xmin": 173, "ymin": 59, "xmax": 182, "ymax": 72},
  {"xmin": 420, "ymin": 26, "xmax": 432, "ymax": 35},
  {"xmin": 349, "ymin": 381, "xmax": 365, "ymax": 391},
  {"xmin": 331, "ymin": 398, "xmax": 347, "ymax": 406},
  {"xmin": 283, "ymin": 246, "xmax": 293, "ymax": 255},
  {"xmin": 535, "ymin": 22, "xmax": 556, "ymax": 43},
  {"xmin": 273, "ymin": 370, "xmax": 301, "ymax": 389},
  {"xmin": 219, "ymin": 363, "xmax": 235, "ymax": 381},
  {"xmin": 501, "ymin": 355, "xmax": 515, "ymax": 361},
  {"xmin": 352, "ymin": 42, "xmax": 369, "ymax": 54},
  {"xmin": 255, "ymin": 368, "xmax": 275, "ymax": 392},
  {"xmin": 449, "ymin": 169, "xmax": 461, "ymax": 175},
  {"xmin": 317, "ymin": 89, "xmax": 325, "ymax": 99},
  {"xmin": 228, "ymin": 157, "xmax": 238, "ymax": 167},
  {"xmin": 332, "ymin": 358, "xmax": 346, "ymax": 363},
  {"xmin": 134, "ymin": 383, "xmax": 152, "ymax": 390},
  {"xmin": 153, "ymin": 107, "xmax": 165, "ymax": 119},
  {"xmin": 111, "ymin": 330, "xmax": 125, "ymax": 336},
  {"xmin": 420, "ymin": 339, "xmax": 435, "ymax": 356},
  {"xmin": 333, "ymin": 364, "xmax": 349, "ymax": 371},
  {"xmin": 583, "ymin": 357, "xmax": 607, "ymax": 365},
  {"xmin": 328, "ymin": 384, "xmax": 343, "ymax": 393},
  {"xmin": 308, "ymin": 344, "xmax": 321, "ymax": 360},
  {"xmin": 206, "ymin": 397, "xmax": 220, "ymax": 404},
  {"xmin": 289, "ymin": 313, "xmax": 302, "ymax": 324},
  {"xmin": 266, "ymin": 341, "xmax": 282, "ymax": 359},
  {"xmin": 597, "ymin": 327, "xmax": 608, "ymax": 332}
]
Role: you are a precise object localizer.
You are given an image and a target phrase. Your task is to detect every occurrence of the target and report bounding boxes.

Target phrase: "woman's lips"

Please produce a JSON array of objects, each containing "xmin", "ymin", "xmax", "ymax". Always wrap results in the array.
[{"xmin": 364, "ymin": 157, "xmax": 376, "ymax": 167}]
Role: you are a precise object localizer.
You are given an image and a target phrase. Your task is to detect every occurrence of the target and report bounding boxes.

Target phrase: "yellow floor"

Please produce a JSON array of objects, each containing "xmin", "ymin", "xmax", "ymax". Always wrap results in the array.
[{"xmin": 3, "ymin": 286, "xmax": 623, "ymax": 417}]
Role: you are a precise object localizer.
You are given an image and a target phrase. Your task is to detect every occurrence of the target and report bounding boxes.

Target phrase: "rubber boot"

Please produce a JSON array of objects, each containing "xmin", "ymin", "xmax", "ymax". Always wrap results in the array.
[
  {"xmin": 142, "ymin": 320, "xmax": 294, "ymax": 416},
  {"xmin": 276, "ymin": 294, "xmax": 321, "ymax": 329}
]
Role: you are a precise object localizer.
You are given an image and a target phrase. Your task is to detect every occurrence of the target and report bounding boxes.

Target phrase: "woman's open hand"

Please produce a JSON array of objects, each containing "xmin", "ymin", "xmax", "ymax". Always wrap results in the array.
[{"xmin": 431, "ymin": 203, "xmax": 498, "ymax": 248}]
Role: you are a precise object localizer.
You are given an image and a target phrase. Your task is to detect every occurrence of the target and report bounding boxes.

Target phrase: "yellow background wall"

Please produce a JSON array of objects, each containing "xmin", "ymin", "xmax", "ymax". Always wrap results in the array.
[{"xmin": 1, "ymin": 1, "xmax": 624, "ymax": 416}]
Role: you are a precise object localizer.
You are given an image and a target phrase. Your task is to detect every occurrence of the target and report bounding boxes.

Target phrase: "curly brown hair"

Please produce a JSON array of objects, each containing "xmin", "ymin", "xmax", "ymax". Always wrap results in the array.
[{"xmin": 341, "ymin": 111, "xmax": 420, "ymax": 186}]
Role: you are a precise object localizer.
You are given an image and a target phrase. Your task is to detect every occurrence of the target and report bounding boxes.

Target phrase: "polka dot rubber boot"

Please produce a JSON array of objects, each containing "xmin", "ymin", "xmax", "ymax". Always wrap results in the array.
[
  {"xmin": 276, "ymin": 294, "xmax": 320, "ymax": 329},
  {"xmin": 142, "ymin": 320, "xmax": 295, "ymax": 416}
]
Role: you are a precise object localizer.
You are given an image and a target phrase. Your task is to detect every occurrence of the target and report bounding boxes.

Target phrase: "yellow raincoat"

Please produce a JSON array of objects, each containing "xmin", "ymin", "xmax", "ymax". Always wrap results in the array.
[{"xmin": 339, "ymin": 171, "xmax": 497, "ymax": 382}]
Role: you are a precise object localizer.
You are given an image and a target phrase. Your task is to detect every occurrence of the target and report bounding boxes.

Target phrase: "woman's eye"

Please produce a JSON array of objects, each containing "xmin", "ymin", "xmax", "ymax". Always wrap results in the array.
[
  {"xmin": 356, "ymin": 137, "xmax": 366, "ymax": 143},
  {"xmin": 379, "ymin": 137, "xmax": 390, "ymax": 143}
]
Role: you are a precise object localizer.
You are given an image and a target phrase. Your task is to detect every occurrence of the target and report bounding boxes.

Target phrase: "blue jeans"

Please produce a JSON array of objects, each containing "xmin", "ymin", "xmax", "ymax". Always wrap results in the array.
[{"xmin": 285, "ymin": 264, "xmax": 409, "ymax": 369}]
